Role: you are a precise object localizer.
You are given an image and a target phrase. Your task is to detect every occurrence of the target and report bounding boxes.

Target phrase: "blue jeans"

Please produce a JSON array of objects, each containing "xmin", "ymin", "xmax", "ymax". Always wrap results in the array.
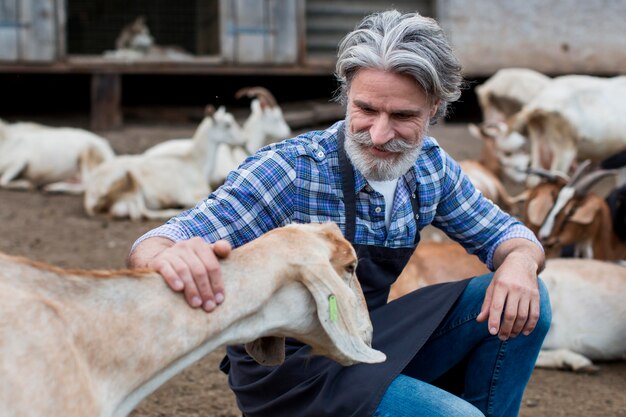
[{"xmin": 374, "ymin": 273, "xmax": 552, "ymax": 417}]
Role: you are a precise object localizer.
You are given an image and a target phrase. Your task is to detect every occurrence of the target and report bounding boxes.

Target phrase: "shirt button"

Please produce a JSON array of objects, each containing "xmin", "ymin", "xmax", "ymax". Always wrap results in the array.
[
  {"xmin": 415, "ymin": 213, "xmax": 420, "ymax": 220},
  {"xmin": 316, "ymin": 151, "xmax": 325, "ymax": 158},
  {"xmin": 375, "ymin": 207, "xmax": 382, "ymax": 213},
  {"xmin": 412, "ymin": 193, "xmax": 416, "ymax": 199}
]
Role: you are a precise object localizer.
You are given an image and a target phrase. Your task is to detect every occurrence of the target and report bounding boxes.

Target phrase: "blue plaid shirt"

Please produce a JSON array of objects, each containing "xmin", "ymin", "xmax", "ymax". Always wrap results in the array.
[{"xmin": 133, "ymin": 121, "xmax": 540, "ymax": 270}]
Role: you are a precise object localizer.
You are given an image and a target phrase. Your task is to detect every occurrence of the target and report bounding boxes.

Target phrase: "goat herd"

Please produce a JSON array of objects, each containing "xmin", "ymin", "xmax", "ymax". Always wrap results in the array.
[{"xmin": 0, "ymin": 71, "xmax": 625, "ymax": 416}]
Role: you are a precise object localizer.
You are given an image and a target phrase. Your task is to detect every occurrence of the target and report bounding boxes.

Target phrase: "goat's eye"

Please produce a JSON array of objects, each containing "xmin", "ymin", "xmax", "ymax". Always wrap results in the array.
[{"xmin": 345, "ymin": 262, "xmax": 356, "ymax": 274}]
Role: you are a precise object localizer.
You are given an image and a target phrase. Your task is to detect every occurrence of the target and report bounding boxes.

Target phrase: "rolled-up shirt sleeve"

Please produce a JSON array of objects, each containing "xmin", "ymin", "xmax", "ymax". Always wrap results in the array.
[{"xmin": 431, "ymin": 149, "xmax": 542, "ymax": 270}]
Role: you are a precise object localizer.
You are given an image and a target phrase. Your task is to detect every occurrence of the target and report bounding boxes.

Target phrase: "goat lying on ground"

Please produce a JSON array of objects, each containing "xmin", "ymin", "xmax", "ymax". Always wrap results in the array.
[
  {"xmin": 84, "ymin": 106, "xmax": 242, "ymax": 220},
  {"xmin": 389, "ymin": 241, "xmax": 626, "ymax": 372},
  {"xmin": 0, "ymin": 119, "xmax": 115, "ymax": 193},
  {"xmin": 145, "ymin": 87, "xmax": 290, "ymax": 188},
  {"xmin": 0, "ymin": 222, "xmax": 385, "ymax": 417}
]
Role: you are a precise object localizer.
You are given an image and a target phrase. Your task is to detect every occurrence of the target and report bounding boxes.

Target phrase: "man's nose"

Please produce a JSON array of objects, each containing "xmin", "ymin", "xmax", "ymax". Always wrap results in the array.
[{"xmin": 369, "ymin": 114, "xmax": 394, "ymax": 145}]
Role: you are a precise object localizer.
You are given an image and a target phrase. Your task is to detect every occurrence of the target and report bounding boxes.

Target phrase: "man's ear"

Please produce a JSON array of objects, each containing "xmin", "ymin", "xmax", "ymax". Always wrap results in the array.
[
  {"xmin": 429, "ymin": 99, "xmax": 441, "ymax": 118},
  {"xmin": 245, "ymin": 336, "xmax": 285, "ymax": 366}
]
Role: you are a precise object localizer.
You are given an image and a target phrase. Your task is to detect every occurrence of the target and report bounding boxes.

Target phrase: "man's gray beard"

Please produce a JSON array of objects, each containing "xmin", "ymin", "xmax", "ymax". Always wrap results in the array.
[{"xmin": 344, "ymin": 124, "xmax": 425, "ymax": 181}]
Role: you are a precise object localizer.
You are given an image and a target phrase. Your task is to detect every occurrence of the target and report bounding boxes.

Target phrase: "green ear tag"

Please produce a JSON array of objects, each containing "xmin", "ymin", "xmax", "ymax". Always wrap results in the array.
[{"xmin": 329, "ymin": 294, "xmax": 338, "ymax": 322}]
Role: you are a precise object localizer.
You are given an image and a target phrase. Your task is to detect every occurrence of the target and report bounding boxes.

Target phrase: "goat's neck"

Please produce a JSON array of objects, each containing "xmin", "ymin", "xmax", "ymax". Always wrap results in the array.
[
  {"xmin": 480, "ymin": 138, "xmax": 501, "ymax": 176},
  {"xmin": 589, "ymin": 204, "xmax": 626, "ymax": 261},
  {"xmin": 47, "ymin": 250, "xmax": 285, "ymax": 417},
  {"xmin": 242, "ymin": 118, "xmax": 266, "ymax": 154}
]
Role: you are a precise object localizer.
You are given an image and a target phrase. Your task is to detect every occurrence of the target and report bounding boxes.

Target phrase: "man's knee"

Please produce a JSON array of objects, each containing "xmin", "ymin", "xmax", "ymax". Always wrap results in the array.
[{"xmin": 535, "ymin": 276, "xmax": 552, "ymax": 336}]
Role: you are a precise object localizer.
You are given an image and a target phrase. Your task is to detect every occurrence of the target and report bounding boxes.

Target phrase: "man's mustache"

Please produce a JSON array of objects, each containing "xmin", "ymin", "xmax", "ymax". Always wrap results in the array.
[{"xmin": 349, "ymin": 130, "xmax": 416, "ymax": 153}]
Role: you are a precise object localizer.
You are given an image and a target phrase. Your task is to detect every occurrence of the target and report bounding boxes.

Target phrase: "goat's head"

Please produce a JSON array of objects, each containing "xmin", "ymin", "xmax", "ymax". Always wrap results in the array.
[
  {"xmin": 235, "ymin": 87, "xmax": 291, "ymax": 150},
  {"xmin": 192, "ymin": 105, "xmax": 242, "ymax": 146},
  {"xmin": 244, "ymin": 223, "xmax": 385, "ymax": 367},
  {"xmin": 531, "ymin": 163, "xmax": 615, "ymax": 254},
  {"xmin": 84, "ymin": 159, "xmax": 140, "ymax": 217},
  {"xmin": 523, "ymin": 168, "xmax": 570, "ymax": 235},
  {"xmin": 468, "ymin": 122, "xmax": 529, "ymax": 183}
]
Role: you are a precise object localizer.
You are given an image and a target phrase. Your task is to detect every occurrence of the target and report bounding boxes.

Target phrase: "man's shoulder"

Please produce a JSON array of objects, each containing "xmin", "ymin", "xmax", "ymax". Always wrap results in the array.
[{"xmin": 260, "ymin": 121, "xmax": 343, "ymax": 162}]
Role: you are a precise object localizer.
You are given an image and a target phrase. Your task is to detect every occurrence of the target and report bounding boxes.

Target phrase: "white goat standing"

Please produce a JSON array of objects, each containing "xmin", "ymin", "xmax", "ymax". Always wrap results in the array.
[
  {"xmin": 506, "ymin": 75, "xmax": 626, "ymax": 187},
  {"xmin": 0, "ymin": 222, "xmax": 385, "ymax": 417},
  {"xmin": 475, "ymin": 67, "xmax": 552, "ymax": 125},
  {"xmin": 83, "ymin": 106, "xmax": 242, "ymax": 220},
  {"xmin": 0, "ymin": 119, "xmax": 115, "ymax": 193},
  {"xmin": 145, "ymin": 87, "xmax": 291, "ymax": 189}
]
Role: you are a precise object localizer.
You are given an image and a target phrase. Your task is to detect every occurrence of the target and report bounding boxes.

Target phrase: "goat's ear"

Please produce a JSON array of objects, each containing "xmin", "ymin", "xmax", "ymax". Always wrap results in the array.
[
  {"xmin": 527, "ymin": 195, "xmax": 553, "ymax": 226},
  {"xmin": 245, "ymin": 337, "xmax": 285, "ymax": 366},
  {"xmin": 298, "ymin": 264, "xmax": 385, "ymax": 364},
  {"xmin": 569, "ymin": 198, "xmax": 602, "ymax": 224},
  {"xmin": 251, "ymin": 99, "xmax": 263, "ymax": 113}
]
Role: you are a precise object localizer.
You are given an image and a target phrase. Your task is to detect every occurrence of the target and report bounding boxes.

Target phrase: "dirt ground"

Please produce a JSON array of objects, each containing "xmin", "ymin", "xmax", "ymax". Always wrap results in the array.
[{"xmin": 0, "ymin": 118, "xmax": 624, "ymax": 417}]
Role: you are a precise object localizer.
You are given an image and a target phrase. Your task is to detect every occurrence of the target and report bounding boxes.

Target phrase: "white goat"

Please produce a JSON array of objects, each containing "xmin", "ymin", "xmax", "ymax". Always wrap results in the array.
[
  {"xmin": 475, "ymin": 68, "xmax": 552, "ymax": 125},
  {"xmin": 390, "ymin": 242, "xmax": 626, "ymax": 372},
  {"xmin": 506, "ymin": 75, "xmax": 626, "ymax": 187},
  {"xmin": 468, "ymin": 122, "xmax": 531, "ymax": 184},
  {"xmin": 0, "ymin": 222, "xmax": 385, "ymax": 417},
  {"xmin": 0, "ymin": 119, "xmax": 115, "ymax": 193},
  {"xmin": 536, "ymin": 258, "xmax": 626, "ymax": 372},
  {"xmin": 83, "ymin": 106, "xmax": 241, "ymax": 220},
  {"xmin": 145, "ymin": 87, "xmax": 291, "ymax": 188}
]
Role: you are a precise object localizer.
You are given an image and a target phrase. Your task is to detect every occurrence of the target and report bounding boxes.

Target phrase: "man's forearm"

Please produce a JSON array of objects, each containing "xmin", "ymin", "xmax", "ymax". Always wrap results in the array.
[
  {"xmin": 492, "ymin": 238, "xmax": 545, "ymax": 274},
  {"xmin": 127, "ymin": 236, "xmax": 176, "ymax": 268}
]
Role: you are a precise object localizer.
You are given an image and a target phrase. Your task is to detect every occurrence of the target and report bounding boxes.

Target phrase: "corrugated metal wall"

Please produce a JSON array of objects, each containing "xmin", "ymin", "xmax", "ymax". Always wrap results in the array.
[{"xmin": 305, "ymin": 0, "xmax": 434, "ymax": 63}]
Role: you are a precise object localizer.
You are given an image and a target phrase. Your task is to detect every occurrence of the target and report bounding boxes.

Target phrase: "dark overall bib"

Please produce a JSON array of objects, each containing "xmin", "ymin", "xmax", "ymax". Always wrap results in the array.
[{"xmin": 220, "ymin": 131, "xmax": 470, "ymax": 416}]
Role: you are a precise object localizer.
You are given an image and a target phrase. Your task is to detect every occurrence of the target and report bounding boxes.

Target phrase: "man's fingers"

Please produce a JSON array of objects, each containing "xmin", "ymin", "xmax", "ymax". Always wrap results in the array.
[
  {"xmin": 154, "ymin": 259, "xmax": 184, "ymax": 292},
  {"xmin": 185, "ymin": 251, "xmax": 216, "ymax": 311},
  {"xmin": 476, "ymin": 281, "xmax": 494, "ymax": 323},
  {"xmin": 487, "ymin": 285, "xmax": 508, "ymax": 336},
  {"xmin": 499, "ymin": 293, "xmax": 521, "ymax": 340},
  {"xmin": 510, "ymin": 295, "xmax": 530, "ymax": 337},
  {"xmin": 213, "ymin": 240, "xmax": 232, "ymax": 259},
  {"xmin": 523, "ymin": 295, "xmax": 541, "ymax": 336}
]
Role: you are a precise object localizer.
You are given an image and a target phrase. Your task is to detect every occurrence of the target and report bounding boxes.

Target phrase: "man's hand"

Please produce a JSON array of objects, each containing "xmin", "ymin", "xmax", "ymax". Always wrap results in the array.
[
  {"xmin": 128, "ymin": 237, "xmax": 232, "ymax": 312},
  {"xmin": 477, "ymin": 239, "xmax": 544, "ymax": 340}
]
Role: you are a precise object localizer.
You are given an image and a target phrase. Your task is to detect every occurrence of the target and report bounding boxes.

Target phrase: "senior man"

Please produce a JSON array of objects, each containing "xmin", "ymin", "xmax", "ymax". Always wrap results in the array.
[{"xmin": 129, "ymin": 10, "xmax": 551, "ymax": 417}]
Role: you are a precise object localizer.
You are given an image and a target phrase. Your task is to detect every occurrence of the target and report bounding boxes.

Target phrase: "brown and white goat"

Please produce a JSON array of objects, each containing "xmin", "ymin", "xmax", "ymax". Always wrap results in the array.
[
  {"xmin": 389, "ymin": 242, "xmax": 626, "ymax": 372},
  {"xmin": 0, "ymin": 222, "xmax": 384, "ymax": 417},
  {"xmin": 532, "ymin": 167, "xmax": 622, "ymax": 260}
]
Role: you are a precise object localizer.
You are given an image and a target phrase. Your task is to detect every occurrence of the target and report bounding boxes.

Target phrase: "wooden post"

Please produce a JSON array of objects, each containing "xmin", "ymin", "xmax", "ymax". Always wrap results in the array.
[{"xmin": 90, "ymin": 73, "xmax": 122, "ymax": 131}]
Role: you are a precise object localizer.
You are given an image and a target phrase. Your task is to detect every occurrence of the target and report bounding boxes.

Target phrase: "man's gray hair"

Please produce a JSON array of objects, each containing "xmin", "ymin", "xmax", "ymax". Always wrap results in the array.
[{"xmin": 335, "ymin": 10, "xmax": 464, "ymax": 123}]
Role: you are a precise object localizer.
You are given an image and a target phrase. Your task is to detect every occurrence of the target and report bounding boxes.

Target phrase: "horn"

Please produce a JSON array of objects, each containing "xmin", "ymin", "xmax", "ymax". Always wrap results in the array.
[
  {"xmin": 204, "ymin": 104, "xmax": 216, "ymax": 117},
  {"xmin": 572, "ymin": 169, "xmax": 617, "ymax": 197},
  {"xmin": 235, "ymin": 86, "xmax": 278, "ymax": 108},
  {"xmin": 525, "ymin": 167, "xmax": 569, "ymax": 183},
  {"xmin": 566, "ymin": 159, "xmax": 592, "ymax": 187}
]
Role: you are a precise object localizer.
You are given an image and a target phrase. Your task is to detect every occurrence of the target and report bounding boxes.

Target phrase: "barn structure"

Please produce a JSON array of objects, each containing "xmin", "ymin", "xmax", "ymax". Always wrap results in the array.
[{"xmin": 1, "ymin": 0, "xmax": 625, "ymax": 129}]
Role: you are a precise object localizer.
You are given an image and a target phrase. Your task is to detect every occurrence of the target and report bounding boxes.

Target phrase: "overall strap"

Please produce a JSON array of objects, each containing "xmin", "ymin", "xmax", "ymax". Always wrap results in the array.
[{"xmin": 337, "ymin": 129, "xmax": 357, "ymax": 242}]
